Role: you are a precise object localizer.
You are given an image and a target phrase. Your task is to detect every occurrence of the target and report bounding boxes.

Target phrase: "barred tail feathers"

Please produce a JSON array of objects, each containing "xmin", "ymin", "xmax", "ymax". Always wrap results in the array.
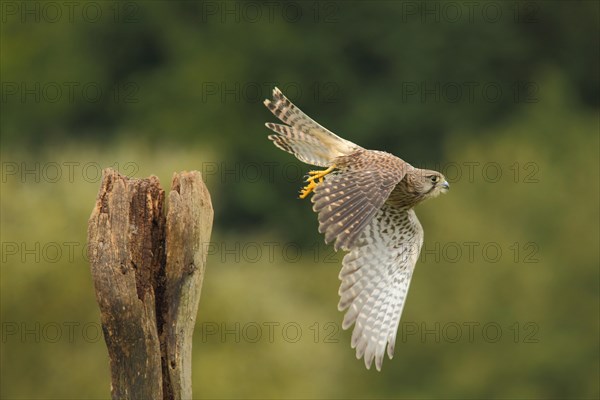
[{"xmin": 264, "ymin": 87, "xmax": 360, "ymax": 166}]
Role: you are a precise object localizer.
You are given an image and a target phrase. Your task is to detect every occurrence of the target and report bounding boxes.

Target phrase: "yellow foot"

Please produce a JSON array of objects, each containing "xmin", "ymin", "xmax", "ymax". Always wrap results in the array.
[{"xmin": 298, "ymin": 165, "xmax": 336, "ymax": 199}]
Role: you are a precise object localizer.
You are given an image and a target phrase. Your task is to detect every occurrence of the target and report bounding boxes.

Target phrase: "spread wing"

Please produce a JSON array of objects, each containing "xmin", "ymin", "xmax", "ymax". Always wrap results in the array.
[
  {"xmin": 264, "ymin": 87, "xmax": 360, "ymax": 166},
  {"xmin": 311, "ymin": 151, "xmax": 408, "ymax": 251},
  {"xmin": 338, "ymin": 204, "xmax": 424, "ymax": 371}
]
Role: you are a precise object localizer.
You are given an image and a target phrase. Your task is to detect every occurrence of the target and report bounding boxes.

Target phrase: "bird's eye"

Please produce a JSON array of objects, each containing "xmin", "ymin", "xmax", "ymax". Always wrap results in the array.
[{"xmin": 430, "ymin": 176, "xmax": 440, "ymax": 183}]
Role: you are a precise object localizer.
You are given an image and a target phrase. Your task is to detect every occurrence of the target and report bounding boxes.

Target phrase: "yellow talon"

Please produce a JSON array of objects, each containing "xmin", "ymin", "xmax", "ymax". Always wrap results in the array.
[
  {"xmin": 298, "ymin": 165, "xmax": 336, "ymax": 199},
  {"xmin": 299, "ymin": 180, "xmax": 317, "ymax": 199}
]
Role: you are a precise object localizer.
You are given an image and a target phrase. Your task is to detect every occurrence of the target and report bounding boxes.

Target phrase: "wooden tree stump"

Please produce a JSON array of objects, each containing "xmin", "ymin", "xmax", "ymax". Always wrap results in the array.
[{"xmin": 87, "ymin": 168, "xmax": 213, "ymax": 400}]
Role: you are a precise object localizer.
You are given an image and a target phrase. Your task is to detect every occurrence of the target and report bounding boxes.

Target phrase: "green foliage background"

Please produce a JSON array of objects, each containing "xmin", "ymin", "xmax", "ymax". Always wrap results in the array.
[{"xmin": 1, "ymin": 1, "xmax": 598, "ymax": 398}]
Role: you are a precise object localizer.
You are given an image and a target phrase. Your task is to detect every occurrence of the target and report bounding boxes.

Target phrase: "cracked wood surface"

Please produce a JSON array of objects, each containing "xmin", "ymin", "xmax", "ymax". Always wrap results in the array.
[{"xmin": 88, "ymin": 168, "xmax": 213, "ymax": 400}]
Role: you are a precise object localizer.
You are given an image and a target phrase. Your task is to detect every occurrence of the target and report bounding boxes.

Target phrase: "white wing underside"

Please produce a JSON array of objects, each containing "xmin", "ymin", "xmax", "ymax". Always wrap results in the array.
[{"xmin": 338, "ymin": 203, "xmax": 424, "ymax": 371}]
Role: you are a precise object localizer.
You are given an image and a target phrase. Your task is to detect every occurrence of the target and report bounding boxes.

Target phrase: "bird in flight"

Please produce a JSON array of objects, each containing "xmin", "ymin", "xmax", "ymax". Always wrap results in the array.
[{"xmin": 264, "ymin": 87, "xmax": 449, "ymax": 371}]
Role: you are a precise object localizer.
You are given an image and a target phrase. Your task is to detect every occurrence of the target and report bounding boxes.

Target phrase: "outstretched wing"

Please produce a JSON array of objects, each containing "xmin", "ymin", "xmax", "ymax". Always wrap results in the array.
[
  {"xmin": 264, "ymin": 87, "xmax": 360, "ymax": 166},
  {"xmin": 312, "ymin": 150, "xmax": 408, "ymax": 251},
  {"xmin": 265, "ymin": 122, "xmax": 333, "ymax": 167},
  {"xmin": 338, "ymin": 204, "xmax": 423, "ymax": 371}
]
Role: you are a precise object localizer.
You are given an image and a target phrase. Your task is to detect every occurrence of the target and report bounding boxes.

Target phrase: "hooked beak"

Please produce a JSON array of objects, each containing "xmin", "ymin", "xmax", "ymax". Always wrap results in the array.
[{"xmin": 440, "ymin": 181, "xmax": 450, "ymax": 191}]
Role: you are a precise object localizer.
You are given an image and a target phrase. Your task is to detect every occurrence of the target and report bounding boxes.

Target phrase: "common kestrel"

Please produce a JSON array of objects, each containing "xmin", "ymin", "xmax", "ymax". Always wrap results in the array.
[{"xmin": 264, "ymin": 87, "xmax": 449, "ymax": 371}]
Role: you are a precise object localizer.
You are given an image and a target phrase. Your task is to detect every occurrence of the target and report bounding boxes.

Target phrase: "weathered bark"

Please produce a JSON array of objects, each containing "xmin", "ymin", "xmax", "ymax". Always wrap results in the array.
[
  {"xmin": 162, "ymin": 172, "xmax": 214, "ymax": 399},
  {"xmin": 87, "ymin": 168, "xmax": 213, "ymax": 400}
]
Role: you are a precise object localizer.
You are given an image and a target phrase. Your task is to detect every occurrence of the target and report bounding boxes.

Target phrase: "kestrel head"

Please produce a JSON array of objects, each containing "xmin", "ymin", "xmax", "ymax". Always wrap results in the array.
[
  {"xmin": 412, "ymin": 169, "xmax": 450, "ymax": 200},
  {"xmin": 419, "ymin": 169, "xmax": 450, "ymax": 198},
  {"xmin": 397, "ymin": 169, "xmax": 449, "ymax": 205}
]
